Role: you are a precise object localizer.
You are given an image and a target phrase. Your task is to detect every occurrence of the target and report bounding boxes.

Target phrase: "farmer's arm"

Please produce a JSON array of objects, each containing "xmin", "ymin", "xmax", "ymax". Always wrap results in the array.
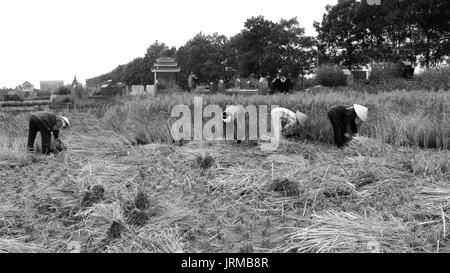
[
  {"xmin": 52, "ymin": 119, "xmax": 64, "ymax": 139},
  {"xmin": 351, "ymin": 119, "xmax": 357, "ymax": 135},
  {"xmin": 344, "ymin": 120, "xmax": 357, "ymax": 139},
  {"xmin": 52, "ymin": 130, "xmax": 60, "ymax": 140},
  {"xmin": 280, "ymin": 111, "xmax": 298, "ymax": 137}
]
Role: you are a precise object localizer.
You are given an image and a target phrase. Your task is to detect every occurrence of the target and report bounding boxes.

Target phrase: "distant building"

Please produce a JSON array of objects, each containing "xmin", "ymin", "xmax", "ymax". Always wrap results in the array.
[
  {"xmin": 70, "ymin": 76, "xmax": 84, "ymax": 98},
  {"xmin": 22, "ymin": 81, "xmax": 34, "ymax": 92},
  {"xmin": 71, "ymin": 76, "xmax": 83, "ymax": 89},
  {"xmin": 40, "ymin": 80, "xmax": 64, "ymax": 93},
  {"xmin": 100, "ymin": 80, "xmax": 126, "ymax": 97},
  {"xmin": 151, "ymin": 56, "xmax": 181, "ymax": 93}
]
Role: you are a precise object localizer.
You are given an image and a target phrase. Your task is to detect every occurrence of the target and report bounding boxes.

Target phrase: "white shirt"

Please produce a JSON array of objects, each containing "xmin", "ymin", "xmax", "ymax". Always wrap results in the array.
[
  {"xmin": 223, "ymin": 105, "xmax": 243, "ymax": 123},
  {"xmin": 271, "ymin": 107, "xmax": 298, "ymax": 129}
]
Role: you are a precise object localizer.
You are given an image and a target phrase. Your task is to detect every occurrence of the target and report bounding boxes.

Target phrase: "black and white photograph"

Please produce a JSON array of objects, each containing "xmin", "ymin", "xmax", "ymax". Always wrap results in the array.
[{"xmin": 1, "ymin": 0, "xmax": 450, "ymax": 262}]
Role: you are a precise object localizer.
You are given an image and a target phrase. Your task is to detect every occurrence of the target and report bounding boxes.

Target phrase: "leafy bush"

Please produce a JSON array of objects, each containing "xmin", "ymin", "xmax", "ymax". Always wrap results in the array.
[
  {"xmin": 369, "ymin": 62, "xmax": 406, "ymax": 81},
  {"xmin": 348, "ymin": 78, "xmax": 420, "ymax": 94},
  {"xmin": 73, "ymin": 87, "xmax": 88, "ymax": 99},
  {"xmin": 369, "ymin": 66, "xmax": 388, "ymax": 81},
  {"xmin": 90, "ymin": 88, "xmax": 102, "ymax": 96},
  {"xmin": 316, "ymin": 65, "xmax": 346, "ymax": 87},
  {"xmin": 54, "ymin": 86, "xmax": 71, "ymax": 95},
  {"xmin": 294, "ymin": 77, "xmax": 318, "ymax": 90},
  {"xmin": 51, "ymin": 95, "xmax": 73, "ymax": 104},
  {"xmin": 22, "ymin": 92, "xmax": 32, "ymax": 98},
  {"xmin": 303, "ymin": 77, "xmax": 319, "ymax": 89},
  {"xmin": 367, "ymin": 66, "xmax": 450, "ymax": 92},
  {"xmin": 36, "ymin": 91, "xmax": 51, "ymax": 98},
  {"xmin": 418, "ymin": 67, "xmax": 450, "ymax": 91},
  {"xmin": 59, "ymin": 96, "xmax": 72, "ymax": 103}
]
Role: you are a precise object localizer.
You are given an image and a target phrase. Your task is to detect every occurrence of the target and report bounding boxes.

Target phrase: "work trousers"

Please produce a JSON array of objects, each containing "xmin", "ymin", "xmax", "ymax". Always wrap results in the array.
[{"xmin": 27, "ymin": 115, "xmax": 52, "ymax": 155}]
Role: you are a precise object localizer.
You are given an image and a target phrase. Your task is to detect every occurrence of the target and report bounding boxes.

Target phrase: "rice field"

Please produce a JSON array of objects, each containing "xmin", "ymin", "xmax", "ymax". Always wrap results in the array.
[{"xmin": 0, "ymin": 89, "xmax": 449, "ymax": 253}]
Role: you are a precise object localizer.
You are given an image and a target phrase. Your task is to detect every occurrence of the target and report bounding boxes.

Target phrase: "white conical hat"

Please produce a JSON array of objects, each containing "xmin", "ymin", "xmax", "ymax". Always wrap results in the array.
[
  {"xmin": 295, "ymin": 111, "xmax": 308, "ymax": 126},
  {"xmin": 60, "ymin": 116, "xmax": 70, "ymax": 127},
  {"xmin": 353, "ymin": 104, "xmax": 368, "ymax": 122}
]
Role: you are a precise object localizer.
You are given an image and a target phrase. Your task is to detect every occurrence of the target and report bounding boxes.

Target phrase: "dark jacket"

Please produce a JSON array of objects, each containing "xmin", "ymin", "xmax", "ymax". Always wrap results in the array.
[
  {"xmin": 282, "ymin": 79, "xmax": 294, "ymax": 93},
  {"xmin": 271, "ymin": 78, "xmax": 282, "ymax": 93},
  {"xmin": 30, "ymin": 111, "xmax": 64, "ymax": 139},
  {"xmin": 327, "ymin": 105, "xmax": 358, "ymax": 147}
]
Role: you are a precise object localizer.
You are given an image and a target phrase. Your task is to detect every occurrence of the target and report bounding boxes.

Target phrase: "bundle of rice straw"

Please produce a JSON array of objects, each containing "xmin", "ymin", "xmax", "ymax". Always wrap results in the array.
[
  {"xmin": 0, "ymin": 239, "xmax": 50, "ymax": 253},
  {"xmin": 0, "ymin": 147, "xmax": 42, "ymax": 167},
  {"xmin": 344, "ymin": 136, "xmax": 393, "ymax": 157},
  {"xmin": 33, "ymin": 135, "xmax": 66, "ymax": 154},
  {"xmin": 272, "ymin": 210, "xmax": 411, "ymax": 253},
  {"xmin": 208, "ymin": 166, "xmax": 270, "ymax": 196},
  {"xmin": 68, "ymin": 131, "xmax": 131, "ymax": 158},
  {"xmin": 415, "ymin": 186, "xmax": 450, "ymax": 216}
]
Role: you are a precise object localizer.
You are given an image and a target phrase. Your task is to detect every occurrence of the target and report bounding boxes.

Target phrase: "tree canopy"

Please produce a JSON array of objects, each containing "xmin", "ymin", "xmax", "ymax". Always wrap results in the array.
[
  {"xmin": 86, "ymin": 1, "xmax": 450, "ymax": 89},
  {"xmin": 86, "ymin": 16, "xmax": 315, "ymax": 89},
  {"xmin": 314, "ymin": 0, "xmax": 450, "ymax": 68}
]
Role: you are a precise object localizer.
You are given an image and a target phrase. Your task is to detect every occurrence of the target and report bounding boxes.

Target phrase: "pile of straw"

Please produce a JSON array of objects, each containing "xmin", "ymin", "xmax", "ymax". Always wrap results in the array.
[
  {"xmin": 0, "ymin": 147, "xmax": 46, "ymax": 168},
  {"xmin": 209, "ymin": 165, "xmax": 270, "ymax": 197},
  {"xmin": 68, "ymin": 131, "xmax": 131, "ymax": 158},
  {"xmin": 415, "ymin": 186, "xmax": 450, "ymax": 216},
  {"xmin": 0, "ymin": 239, "xmax": 50, "ymax": 253},
  {"xmin": 272, "ymin": 210, "xmax": 411, "ymax": 253},
  {"xmin": 344, "ymin": 136, "xmax": 394, "ymax": 157}
]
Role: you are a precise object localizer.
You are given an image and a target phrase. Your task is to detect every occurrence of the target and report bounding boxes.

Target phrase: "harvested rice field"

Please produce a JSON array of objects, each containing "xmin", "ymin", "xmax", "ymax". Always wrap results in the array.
[{"xmin": 1, "ymin": 106, "xmax": 450, "ymax": 253}]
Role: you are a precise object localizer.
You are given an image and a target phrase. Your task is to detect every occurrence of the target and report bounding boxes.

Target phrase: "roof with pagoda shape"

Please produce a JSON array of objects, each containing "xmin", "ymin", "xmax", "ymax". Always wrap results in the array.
[{"xmin": 152, "ymin": 56, "xmax": 180, "ymax": 72}]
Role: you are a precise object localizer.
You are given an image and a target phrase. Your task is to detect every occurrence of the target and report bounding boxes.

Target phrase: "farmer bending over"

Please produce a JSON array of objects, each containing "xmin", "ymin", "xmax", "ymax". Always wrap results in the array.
[
  {"xmin": 222, "ymin": 105, "xmax": 244, "ymax": 143},
  {"xmin": 27, "ymin": 111, "xmax": 70, "ymax": 155},
  {"xmin": 327, "ymin": 104, "xmax": 368, "ymax": 148},
  {"xmin": 271, "ymin": 107, "xmax": 308, "ymax": 142}
]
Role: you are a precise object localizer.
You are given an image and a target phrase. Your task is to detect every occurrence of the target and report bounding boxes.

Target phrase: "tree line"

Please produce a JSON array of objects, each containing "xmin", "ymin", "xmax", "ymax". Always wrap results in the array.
[
  {"xmin": 86, "ymin": 16, "xmax": 316, "ymax": 89},
  {"xmin": 315, "ymin": 0, "xmax": 450, "ymax": 69},
  {"xmin": 86, "ymin": 0, "xmax": 449, "ymax": 89}
]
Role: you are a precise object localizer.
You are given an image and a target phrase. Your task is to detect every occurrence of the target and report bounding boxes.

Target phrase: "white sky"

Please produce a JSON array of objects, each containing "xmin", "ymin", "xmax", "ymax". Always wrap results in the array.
[{"xmin": 0, "ymin": 0, "xmax": 336, "ymax": 88}]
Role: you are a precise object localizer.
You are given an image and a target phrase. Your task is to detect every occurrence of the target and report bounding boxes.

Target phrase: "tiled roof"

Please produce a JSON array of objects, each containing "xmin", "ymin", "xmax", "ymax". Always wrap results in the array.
[
  {"xmin": 156, "ymin": 57, "xmax": 175, "ymax": 62},
  {"xmin": 151, "ymin": 67, "xmax": 181, "ymax": 72}
]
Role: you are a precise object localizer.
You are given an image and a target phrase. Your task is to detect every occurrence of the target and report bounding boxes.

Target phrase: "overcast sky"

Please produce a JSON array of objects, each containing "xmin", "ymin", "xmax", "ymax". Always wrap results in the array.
[{"xmin": 0, "ymin": 0, "xmax": 337, "ymax": 88}]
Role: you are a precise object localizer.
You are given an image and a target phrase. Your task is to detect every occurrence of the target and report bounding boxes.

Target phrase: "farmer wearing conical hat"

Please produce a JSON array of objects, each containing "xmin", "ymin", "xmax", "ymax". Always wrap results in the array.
[
  {"xmin": 327, "ymin": 104, "xmax": 368, "ymax": 148},
  {"xmin": 27, "ymin": 111, "xmax": 70, "ymax": 155},
  {"xmin": 271, "ymin": 107, "xmax": 308, "ymax": 141},
  {"xmin": 222, "ymin": 105, "xmax": 242, "ymax": 125},
  {"xmin": 258, "ymin": 107, "xmax": 308, "ymax": 151},
  {"xmin": 222, "ymin": 105, "xmax": 244, "ymax": 143}
]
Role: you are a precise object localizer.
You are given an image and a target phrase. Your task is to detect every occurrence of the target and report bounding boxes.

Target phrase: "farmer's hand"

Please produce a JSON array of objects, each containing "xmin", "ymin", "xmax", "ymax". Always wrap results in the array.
[
  {"xmin": 344, "ymin": 133, "xmax": 351, "ymax": 139},
  {"xmin": 54, "ymin": 139, "xmax": 65, "ymax": 152},
  {"xmin": 282, "ymin": 124, "xmax": 296, "ymax": 137}
]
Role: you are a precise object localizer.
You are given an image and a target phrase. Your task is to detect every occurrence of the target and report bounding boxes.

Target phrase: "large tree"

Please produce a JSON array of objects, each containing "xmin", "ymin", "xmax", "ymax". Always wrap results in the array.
[
  {"xmin": 314, "ymin": 0, "xmax": 450, "ymax": 68},
  {"xmin": 176, "ymin": 32, "xmax": 231, "ymax": 87},
  {"xmin": 233, "ymin": 16, "xmax": 316, "ymax": 79}
]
